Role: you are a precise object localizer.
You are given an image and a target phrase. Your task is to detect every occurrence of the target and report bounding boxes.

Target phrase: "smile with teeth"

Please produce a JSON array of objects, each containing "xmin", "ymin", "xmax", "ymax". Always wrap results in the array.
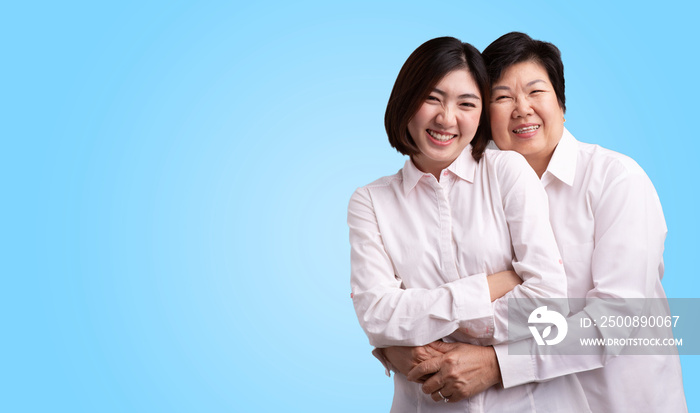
[
  {"xmin": 427, "ymin": 129, "xmax": 457, "ymax": 142},
  {"xmin": 513, "ymin": 125, "xmax": 540, "ymax": 134}
]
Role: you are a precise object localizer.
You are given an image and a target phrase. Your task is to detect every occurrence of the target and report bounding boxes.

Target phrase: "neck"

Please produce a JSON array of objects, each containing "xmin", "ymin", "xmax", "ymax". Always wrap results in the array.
[
  {"xmin": 526, "ymin": 154, "xmax": 553, "ymax": 179},
  {"xmin": 411, "ymin": 157, "xmax": 450, "ymax": 181}
]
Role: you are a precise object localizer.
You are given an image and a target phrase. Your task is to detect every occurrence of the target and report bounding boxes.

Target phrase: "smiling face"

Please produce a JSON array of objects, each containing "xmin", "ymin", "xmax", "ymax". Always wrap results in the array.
[
  {"xmin": 408, "ymin": 69, "xmax": 482, "ymax": 178},
  {"xmin": 489, "ymin": 60, "xmax": 565, "ymax": 176}
]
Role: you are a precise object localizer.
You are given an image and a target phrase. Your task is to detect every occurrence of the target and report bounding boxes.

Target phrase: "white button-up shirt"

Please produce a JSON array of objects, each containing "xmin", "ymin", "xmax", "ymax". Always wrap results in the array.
[
  {"xmin": 349, "ymin": 147, "xmax": 589, "ymax": 412},
  {"xmin": 492, "ymin": 129, "xmax": 688, "ymax": 412}
]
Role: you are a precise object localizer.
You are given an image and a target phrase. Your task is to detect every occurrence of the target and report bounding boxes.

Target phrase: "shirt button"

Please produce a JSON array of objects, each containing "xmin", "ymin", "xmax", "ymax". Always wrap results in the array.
[{"xmin": 442, "ymin": 171, "xmax": 449, "ymax": 177}]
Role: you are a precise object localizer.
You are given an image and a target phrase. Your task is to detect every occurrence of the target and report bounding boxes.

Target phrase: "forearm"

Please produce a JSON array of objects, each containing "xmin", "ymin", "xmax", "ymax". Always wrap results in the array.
[
  {"xmin": 379, "ymin": 343, "xmax": 447, "ymax": 377},
  {"xmin": 486, "ymin": 270, "xmax": 522, "ymax": 301},
  {"xmin": 495, "ymin": 298, "xmax": 671, "ymax": 388},
  {"xmin": 352, "ymin": 275, "xmax": 493, "ymax": 347}
]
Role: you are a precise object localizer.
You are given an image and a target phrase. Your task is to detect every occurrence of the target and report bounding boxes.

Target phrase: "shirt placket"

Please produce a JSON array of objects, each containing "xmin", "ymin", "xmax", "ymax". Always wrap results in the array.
[{"xmin": 435, "ymin": 171, "xmax": 460, "ymax": 282}]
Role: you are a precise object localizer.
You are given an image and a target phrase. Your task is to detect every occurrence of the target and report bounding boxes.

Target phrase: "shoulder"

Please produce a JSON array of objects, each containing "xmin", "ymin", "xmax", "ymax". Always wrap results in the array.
[
  {"xmin": 479, "ymin": 148, "xmax": 532, "ymax": 177},
  {"xmin": 348, "ymin": 169, "xmax": 403, "ymax": 207},
  {"xmin": 482, "ymin": 147, "xmax": 529, "ymax": 165},
  {"xmin": 360, "ymin": 171, "xmax": 403, "ymax": 189},
  {"xmin": 573, "ymin": 139, "xmax": 662, "ymax": 217},
  {"xmin": 482, "ymin": 148, "xmax": 533, "ymax": 172},
  {"xmin": 572, "ymin": 138, "xmax": 666, "ymax": 233},
  {"xmin": 577, "ymin": 140, "xmax": 646, "ymax": 178},
  {"xmin": 575, "ymin": 140, "xmax": 651, "ymax": 191},
  {"xmin": 352, "ymin": 169, "xmax": 403, "ymax": 195},
  {"xmin": 482, "ymin": 148, "xmax": 539, "ymax": 181},
  {"xmin": 480, "ymin": 149, "xmax": 544, "ymax": 200}
]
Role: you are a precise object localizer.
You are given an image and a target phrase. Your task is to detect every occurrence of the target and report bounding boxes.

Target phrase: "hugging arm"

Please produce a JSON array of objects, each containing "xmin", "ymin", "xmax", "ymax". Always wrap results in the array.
[{"xmin": 494, "ymin": 162, "xmax": 669, "ymax": 388}]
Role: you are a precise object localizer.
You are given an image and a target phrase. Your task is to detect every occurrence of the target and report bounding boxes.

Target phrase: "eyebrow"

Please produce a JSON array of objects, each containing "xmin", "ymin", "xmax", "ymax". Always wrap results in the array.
[
  {"xmin": 491, "ymin": 79, "xmax": 547, "ymax": 92},
  {"xmin": 433, "ymin": 87, "xmax": 480, "ymax": 100}
]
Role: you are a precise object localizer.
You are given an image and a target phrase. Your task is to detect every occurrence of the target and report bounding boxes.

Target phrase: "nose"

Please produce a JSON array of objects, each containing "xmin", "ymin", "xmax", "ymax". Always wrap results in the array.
[
  {"xmin": 436, "ymin": 104, "xmax": 456, "ymax": 127},
  {"xmin": 512, "ymin": 96, "xmax": 533, "ymax": 118}
]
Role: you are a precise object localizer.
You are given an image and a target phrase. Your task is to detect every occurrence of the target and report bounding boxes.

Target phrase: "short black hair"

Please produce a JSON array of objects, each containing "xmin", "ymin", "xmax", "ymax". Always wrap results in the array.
[
  {"xmin": 482, "ymin": 32, "xmax": 566, "ymax": 112},
  {"xmin": 385, "ymin": 36, "xmax": 490, "ymax": 161}
]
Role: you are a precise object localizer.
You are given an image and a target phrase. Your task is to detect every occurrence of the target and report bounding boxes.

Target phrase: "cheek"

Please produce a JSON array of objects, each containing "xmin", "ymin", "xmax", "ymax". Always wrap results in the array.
[
  {"xmin": 489, "ymin": 108, "xmax": 508, "ymax": 127},
  {"xmin": 458, "ymin": 113, "xmax": 481, "ymax": 135},
  {"xmin": 407, "ymin": 114, "xmax": 425, "ymax": 135},
  {"xmin": 468, "ymin": 112, "xmax": 482, "ymax": 126},
  {"xmin": 542, "ymin": 106, "xmax": 564, "ymax": 132},
  {"xmin": 412, "ymin": 104, "xmax": 433, "ymax": 122},
  {"xmin": 490, "ymin": 115, "xmax": 509, "ymax": 136}
]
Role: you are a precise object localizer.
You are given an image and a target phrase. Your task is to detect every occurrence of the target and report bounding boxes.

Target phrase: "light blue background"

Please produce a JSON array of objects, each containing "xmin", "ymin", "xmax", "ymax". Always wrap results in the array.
[{"xmin": 3, "ymin": 1, "xmax": 698, "ymax": 411}]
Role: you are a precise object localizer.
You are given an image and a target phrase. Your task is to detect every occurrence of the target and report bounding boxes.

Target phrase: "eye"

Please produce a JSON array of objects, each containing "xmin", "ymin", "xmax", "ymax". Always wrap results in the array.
[
  {"xmin": 494, "ymin": 95, "xmax": 512, "ymax": 102},
  {"xmin": 460, "ymin": 102, "xmax": 477, "ymax": 108},
  {"xmin": 426, "ymin": 95, "xmax": 440, "ymax": 102},
  {"xmin": 530, "ymin": 90, "xmax": 545, "ymax": 95}
]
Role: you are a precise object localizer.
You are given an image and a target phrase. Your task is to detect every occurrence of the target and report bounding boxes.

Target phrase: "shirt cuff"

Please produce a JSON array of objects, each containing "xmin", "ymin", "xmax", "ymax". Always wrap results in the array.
[
  {"xmin": 447, "ymin": 273, "xmax": 494, "ymax": 337},
  {"xmin": 493, "ymin": 343, "xmax": 535, "ymax": 388}
]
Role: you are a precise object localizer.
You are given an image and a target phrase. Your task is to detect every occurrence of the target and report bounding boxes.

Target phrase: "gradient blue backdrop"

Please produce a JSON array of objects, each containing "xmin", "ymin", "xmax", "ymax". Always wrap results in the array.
[{"xmin": 3, "ymin": 1, "xmax": 698, "ymax": 411}]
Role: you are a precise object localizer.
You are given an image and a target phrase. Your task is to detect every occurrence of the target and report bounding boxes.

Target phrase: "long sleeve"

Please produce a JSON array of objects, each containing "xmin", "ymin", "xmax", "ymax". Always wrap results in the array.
[
  {"xmin": 348, "ymin": 186, "xmax": 494, "ymax": 347},
  {"xmin": 488, "ymin": 151, "xmax": 569, "ymax": 344},
  {"xmin": 496, "ymin": 152, "xmax": 668, "ymax": 387}
]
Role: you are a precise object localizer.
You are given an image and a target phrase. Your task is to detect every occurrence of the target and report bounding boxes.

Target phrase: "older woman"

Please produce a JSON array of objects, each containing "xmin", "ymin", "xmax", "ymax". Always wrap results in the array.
[
  {"xmin": 396, "ymin": 32, "xmax": 687, "ymax": 412},
  {"xmin": 349, "ymin": 36, "xmax": 589, "ymax": 412}
]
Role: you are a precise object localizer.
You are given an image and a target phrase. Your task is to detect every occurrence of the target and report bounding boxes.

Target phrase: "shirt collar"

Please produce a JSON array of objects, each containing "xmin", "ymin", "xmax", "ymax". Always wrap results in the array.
[
  {"xmin": 402, "ymin": 145, "xmax": 476, "ymax": 195},
  {"xmin": 542, "ymin": 127, "xmax": 577, "ymax": 186}
]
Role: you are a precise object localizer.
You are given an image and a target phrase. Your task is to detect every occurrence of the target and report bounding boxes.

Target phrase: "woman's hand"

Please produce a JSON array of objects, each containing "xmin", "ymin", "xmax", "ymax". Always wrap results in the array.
[
  {"xmin": 406, "ymin": 341, "xmax": 501, "ymax": 403},
  {"xmin": 381, "ymin": 343, "xmax": 446, "ymax": 377},
  {"xmin": 486, "ymin": 270, "xmax": 522, "ymax": 301}
]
